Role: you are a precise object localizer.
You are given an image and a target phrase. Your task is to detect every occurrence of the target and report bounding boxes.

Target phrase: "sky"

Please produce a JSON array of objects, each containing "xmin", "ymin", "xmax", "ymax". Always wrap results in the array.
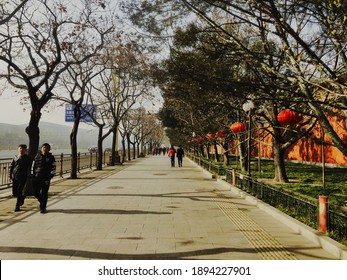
[
  {"xmin": 0, "ymin": 89, "xmax": 162, "ymax": 128},
  {"xmin": 0, "ymin": 93, "xmax": 69, "ymax": 126},
  {"xmin": 0, "ymin": 0, "xmax": 164, "ymax": 128}
]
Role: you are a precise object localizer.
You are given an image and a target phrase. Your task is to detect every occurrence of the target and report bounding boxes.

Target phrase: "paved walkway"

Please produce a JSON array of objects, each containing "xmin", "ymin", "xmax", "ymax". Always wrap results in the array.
[{"xmin": 0, "ymin": 155, "xmax": 345, "ymax": 260}]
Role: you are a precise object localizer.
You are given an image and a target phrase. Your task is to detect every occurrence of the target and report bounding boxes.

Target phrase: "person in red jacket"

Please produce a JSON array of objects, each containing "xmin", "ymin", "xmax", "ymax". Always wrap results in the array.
[{"xmin": 168, "ymin": 145, "xmax": 176, "ymax": 167}]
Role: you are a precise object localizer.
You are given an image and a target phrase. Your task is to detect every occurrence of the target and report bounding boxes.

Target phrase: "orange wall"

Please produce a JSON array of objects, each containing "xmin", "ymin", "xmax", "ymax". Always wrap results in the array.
[
  {"xmin": 254, "ymin": 113, "xmax": 347, "ymax": 165},
  {"xmin": 219, "ymin": 113, "xmax": 347, "ymax": 166},
  {"xmin": 286, "ymin": 114, "xmax": 347, "ymax": 165}
]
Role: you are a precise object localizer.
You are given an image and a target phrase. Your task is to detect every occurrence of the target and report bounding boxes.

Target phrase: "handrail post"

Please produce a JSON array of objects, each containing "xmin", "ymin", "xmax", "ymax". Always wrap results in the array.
[
  {"xmin": 318, "ymin": 196, "xmax": 328, "ymax": 233},
  {"xmin": 60, "ymin": 153, "xmax": 64, "ymax": 177},
  {"xmin": 231, "ymin": 169, "xmax": 236, "ymax": 186},
  {"xmin": 77, "ymin": 152, "xmax": 80, "ymax": 173}
]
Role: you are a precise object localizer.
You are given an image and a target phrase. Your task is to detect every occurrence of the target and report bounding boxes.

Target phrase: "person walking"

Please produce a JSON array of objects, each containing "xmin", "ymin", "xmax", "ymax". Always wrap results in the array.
[
  {"xmin": 32, "ymin": 143, "xmax": 56, "ymax": 214},
  {"xmin": 168, "ymin": 145, "xmax": 176, "ymax": 167},
  {"xmin": 9, "ymin": 144, "xmax": 31, "ymax": 212},
  {"xmin": 176, "ymin": 146, "xmax": 184, "ymax": 167}
]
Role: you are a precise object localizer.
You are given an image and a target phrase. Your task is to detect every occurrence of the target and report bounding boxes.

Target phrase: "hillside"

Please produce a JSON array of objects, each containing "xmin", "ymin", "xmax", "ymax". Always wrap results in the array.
[{"xmin": 0, "ymin": 122, "xmax": 109, "ymax": 150}]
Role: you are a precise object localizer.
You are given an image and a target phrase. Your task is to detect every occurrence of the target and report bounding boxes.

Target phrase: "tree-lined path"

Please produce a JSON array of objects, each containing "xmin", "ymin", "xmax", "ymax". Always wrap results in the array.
[{"xmin": 0, "ymin": 156, "xmax": 342, "ymax": 260}]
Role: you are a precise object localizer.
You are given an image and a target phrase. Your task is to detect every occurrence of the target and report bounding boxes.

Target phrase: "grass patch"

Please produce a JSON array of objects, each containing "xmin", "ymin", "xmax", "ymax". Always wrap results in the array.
[
  {"xmin": 254, "ymin": 160, "xmax": 347, "ymax": 208},
  {"xmin": 208, "ymin": 155, "xmax": 347, "ymax": 208}
]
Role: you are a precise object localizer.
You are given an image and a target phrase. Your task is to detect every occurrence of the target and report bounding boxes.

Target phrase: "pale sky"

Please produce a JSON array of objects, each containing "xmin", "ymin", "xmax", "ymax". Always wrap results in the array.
[
  {"xmin": 0, "ymin": 93, "xmax": 68, "ymax": 126},
  {"xmin": 0, "ymin": 90, "xmax": 162, "ymax": 128}
]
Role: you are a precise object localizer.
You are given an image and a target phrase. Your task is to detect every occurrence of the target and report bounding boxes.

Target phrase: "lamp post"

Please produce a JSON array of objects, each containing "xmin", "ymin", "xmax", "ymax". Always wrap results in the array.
[
  {"xmin": 320, "ymin": 122, "xmax": 326, "ymax": 192},
  {"xmin": 243, "ymin": 100, "xmax": 255, "ymax": 177},
  {"xmin": 111, "ymin": 68, "xmax": 121, "ymax": 165},
  {"xmin": 192, "ymin": 132, "xmax": 196, "ymax": 156}
]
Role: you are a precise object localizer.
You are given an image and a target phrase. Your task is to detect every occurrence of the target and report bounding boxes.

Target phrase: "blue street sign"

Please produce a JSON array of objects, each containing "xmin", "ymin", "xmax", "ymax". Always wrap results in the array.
[{"xmin": 65, "ymin": 104, "xmax": 96, "ymax": 122}]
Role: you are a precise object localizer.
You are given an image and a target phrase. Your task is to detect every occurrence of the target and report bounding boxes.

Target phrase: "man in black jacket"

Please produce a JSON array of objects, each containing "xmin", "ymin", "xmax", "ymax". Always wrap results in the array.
[
  {"xmin": 176, "ymin": 146, "xmax": 184, "ymax": 167},
  {"xmin": 9, "ymin": 144, "xmax": 30, "ymax": 212},
  {"xmin": 32, "ymin": 143, "xmax": 56, "ymax": 213}
]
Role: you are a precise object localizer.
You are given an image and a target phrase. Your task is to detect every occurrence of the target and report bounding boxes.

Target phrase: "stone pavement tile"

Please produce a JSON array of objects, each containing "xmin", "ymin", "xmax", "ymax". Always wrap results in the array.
[
  {"xmin": 135, "ymin": 238, "xmax": 158, "ymax": 253},
  {"xmin": 155, "ymin": 238, "xmax": 177, "ymax": 255},
  {"xmin": 114, "ymin": 240, "xmax": 139, "ymax": 254}
]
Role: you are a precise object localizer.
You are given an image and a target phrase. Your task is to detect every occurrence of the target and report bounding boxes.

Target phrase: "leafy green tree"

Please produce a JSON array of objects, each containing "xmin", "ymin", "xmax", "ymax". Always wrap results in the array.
[{"xmin": 122, "ymin": 0, "xmax": 347, "ymax": 182}]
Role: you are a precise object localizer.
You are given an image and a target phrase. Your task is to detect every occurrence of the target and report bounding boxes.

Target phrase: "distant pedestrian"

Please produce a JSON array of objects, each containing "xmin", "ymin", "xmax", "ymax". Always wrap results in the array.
[
  {"xmin": 168, "ymin": 145, "xmax": 176, "ymax": 167},
  {"xmin": 9, "ymin": 144, "xmax": 31, "ymax": 212},
  {"xmin": 177, "ymin": 146, "xmax": 184, "ymax": 167},
  {"xmin": 32, "ymin": 143, "xmax": 56, "ymax": 214}
]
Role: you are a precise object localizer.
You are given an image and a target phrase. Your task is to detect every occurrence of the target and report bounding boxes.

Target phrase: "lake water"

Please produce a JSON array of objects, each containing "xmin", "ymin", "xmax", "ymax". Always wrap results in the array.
[{"xmin": 0, "ymin": 149, "xmax": 89, "ymax": 159}]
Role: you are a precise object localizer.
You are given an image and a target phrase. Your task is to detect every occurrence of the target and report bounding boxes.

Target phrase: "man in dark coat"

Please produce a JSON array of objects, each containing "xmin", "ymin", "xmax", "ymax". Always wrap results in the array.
[
  {"xmin": 32, "ymin": 143, "xmax": 56, "ymax": 213},
  {"xmin": 176, "ymin": 146, "xmax": 184, "ymax": 167},
  {"xmin": 9, "ymin": 144, "xmax": 31, "ymax": 212}
]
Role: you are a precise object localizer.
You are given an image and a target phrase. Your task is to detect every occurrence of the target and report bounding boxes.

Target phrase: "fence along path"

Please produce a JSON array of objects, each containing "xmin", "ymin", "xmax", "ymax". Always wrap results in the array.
[
  {"xmin": 0, "ymin": 155, "xmax": 342, "ymax": 260},
  {"xmin": 190, "ymin": 154, "xmax": 347, "ymax": 246}
]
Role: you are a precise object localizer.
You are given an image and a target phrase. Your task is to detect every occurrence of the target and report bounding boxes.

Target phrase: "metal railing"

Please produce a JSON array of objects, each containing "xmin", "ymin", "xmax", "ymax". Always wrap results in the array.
[
  {"xmin": 0, "ymin": 149, "xmax": 142, "ymax": 190},
  {"xmin": 190, "ymin": 155, "xmax": 226, "ymax": 176},
  {"xmin": 227, "ymin": 169, "xmax": 318, "ymax": 228},
  {"xmin": 56, "ymin": 152, "xmax": 103, "ymax": 177},
  {"xmin": 328, "ymin": 206, "xmax": 347, "ymax": 241},
  {"xmin": 190, "ymin": 154, "xmax": 347, "ymax": 243},
  {"xmin": 0, "ymin": 158, "xmax": 11, "ymax": 187},
  {"xmin": 0, "ymin": 151, "xmax": 119, "ymax": 190}
]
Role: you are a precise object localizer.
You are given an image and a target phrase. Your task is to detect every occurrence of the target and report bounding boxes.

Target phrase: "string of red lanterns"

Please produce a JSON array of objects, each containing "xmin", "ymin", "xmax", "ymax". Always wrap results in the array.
[{"xmin": 192, "ymin": 108, "xmax": 300, "ymax": 142}]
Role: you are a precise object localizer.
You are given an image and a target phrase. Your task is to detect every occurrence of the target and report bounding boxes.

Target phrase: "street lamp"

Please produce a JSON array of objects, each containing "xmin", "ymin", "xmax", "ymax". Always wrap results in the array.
[{"xmin": 243, "ymin": 100, "xmax": 255, "ymax": 177}]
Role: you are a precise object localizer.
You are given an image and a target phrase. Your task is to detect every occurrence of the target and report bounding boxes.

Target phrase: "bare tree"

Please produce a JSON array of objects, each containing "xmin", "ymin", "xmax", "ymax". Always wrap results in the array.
[
  {"xmin": 58, "ymin": 59, "xmax": 105, "ymax": 178},
  {"xmin": 0, "ymin": 0, "xmax": 113, "ymax": 158},
  {"xmin": 0, "ymin": 0, "xmax": 28, "ymax": 25},
  {"xmin": 102, "ymin": 35, "xmax": 154, "ymax": 165},
  {"xmin": 142, "ymin": 112, "xmax": 165, "ymax": 153}
]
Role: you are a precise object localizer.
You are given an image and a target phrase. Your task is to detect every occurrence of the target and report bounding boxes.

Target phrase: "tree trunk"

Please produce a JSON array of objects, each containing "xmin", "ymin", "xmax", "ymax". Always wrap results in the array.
[
  {"xmin": 137, "ymin": 143, "xmax": 140, "ymax": 157},
  {"xmin": 207, "ymin": 143, "xmax": 211, "ymax": 159},
  {"xmin": 200, "ymin": 144, "xmax": 205, "ymax": 158},
  {"xmin": 148, "ymin": 142, "xmax": 153, "ymax": 155},
  {"xmin": 239, "ymin": 140, "xmax": 247, "ymax": 173},
  {"xmin": 25, "ymin": 110, "xmax": 41, "ymax": 159},
  {"xmin": 132, "ymin": 142, "xmax": 136, "ymax": 159},
  {"xmin": 110, "ymin": 129, "xmax": 116, "ymax": 166},
  {"xmin": 213, "ymin": 141, "xmax": 220, "ymax": 162},
  {"xmin": 96, "ymin": 126, "xmax": 103, "ymax": 170},
  {"xmin": 273, "ymin": 142, "xmax": 289, "ymax": 182},
  {"xmin": 223, "ymin": 141, "xmax": 229, "ymax": 166},
  {"xmin": 121, "ymin": 138, "xmax": 126, "ymax": 163},
  {"xmin": 127, "ymin": 133, "xmax": 131, "ymax": 161},
  {"xmin": 70, "ymin": 118, "xmax": 80, "ymax": 179}
]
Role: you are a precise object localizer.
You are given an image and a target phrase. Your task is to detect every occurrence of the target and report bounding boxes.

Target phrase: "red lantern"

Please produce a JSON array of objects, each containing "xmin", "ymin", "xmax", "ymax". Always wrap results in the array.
[
  {"xmin": 230, "ymin": 122, "xmax": 246, "ymax": 133},
  {"xmin": 206, "ymin": 133, "xmax": 215, "ymax": 139},
  {"xmin": 216, "ymin": 129, "xmax": 227, "ymax": 138},
  {"xmin": 277, "ymin": 109, "xmax": 301, "ymax": 125}
]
